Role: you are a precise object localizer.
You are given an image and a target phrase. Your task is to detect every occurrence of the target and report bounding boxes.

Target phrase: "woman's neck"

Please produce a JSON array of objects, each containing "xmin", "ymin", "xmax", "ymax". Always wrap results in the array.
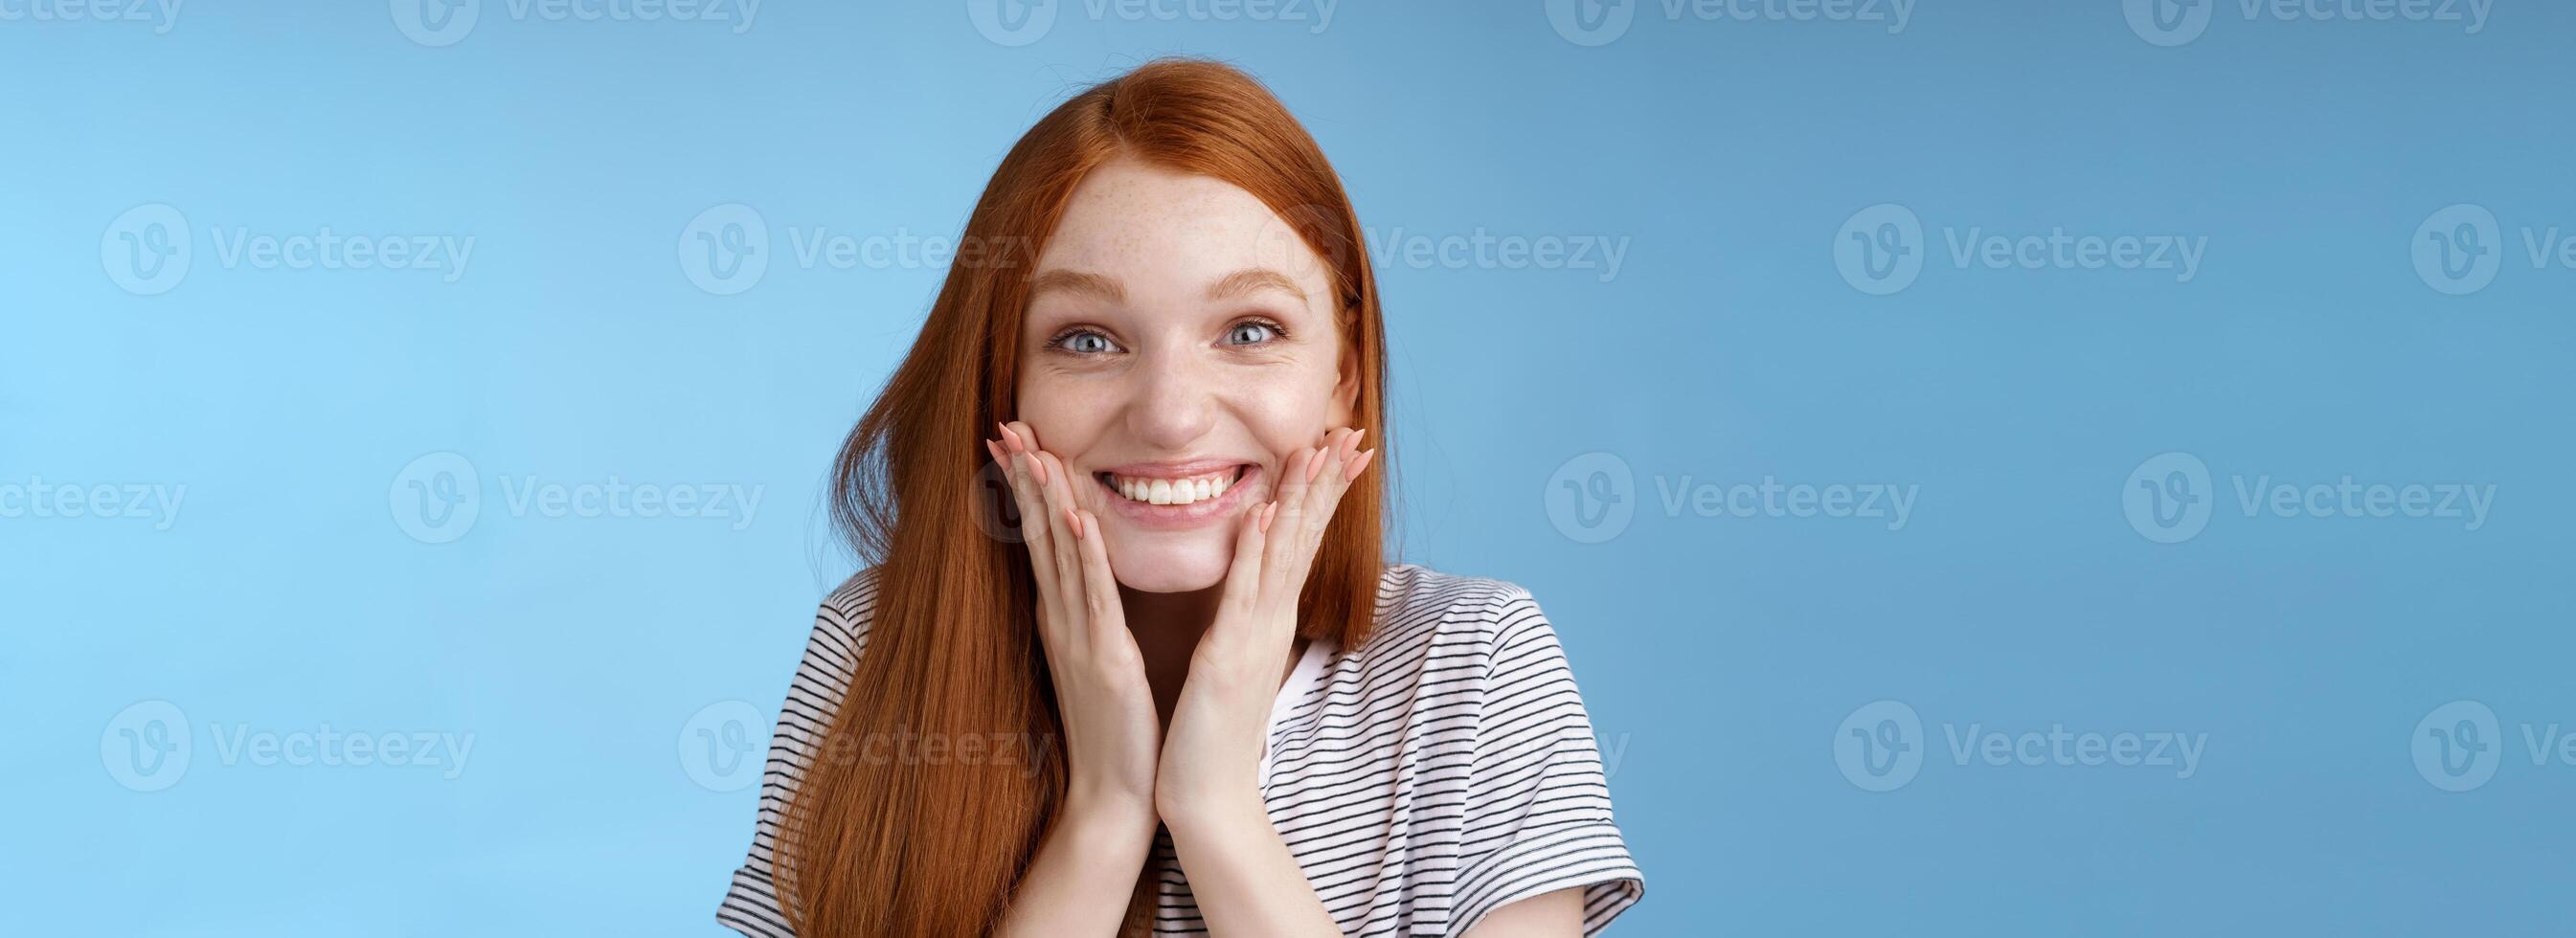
[
  {"xmin": 1116, "ymin": 582, "xmax": 1307, "ymax": 731},
  {"xmin": 1117, "ymin": 582, "xmax": 1225, "ymax": 647}
]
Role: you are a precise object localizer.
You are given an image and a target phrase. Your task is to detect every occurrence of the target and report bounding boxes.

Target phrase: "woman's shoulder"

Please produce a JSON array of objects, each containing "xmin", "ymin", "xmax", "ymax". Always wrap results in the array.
[
  {"xmin": 1349, "ymin": 562, "xmax": 1562, "ymax": 672},
  {"xmin": 783, "ymin": 567, "xmax": 883, "ymax": 705}
]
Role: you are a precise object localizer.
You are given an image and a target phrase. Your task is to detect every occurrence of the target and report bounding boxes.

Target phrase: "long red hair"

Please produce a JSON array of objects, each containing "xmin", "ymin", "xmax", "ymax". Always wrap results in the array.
[{"xmin": 778, "ymin": 58, "xmax": 1390, "ymax": 937}]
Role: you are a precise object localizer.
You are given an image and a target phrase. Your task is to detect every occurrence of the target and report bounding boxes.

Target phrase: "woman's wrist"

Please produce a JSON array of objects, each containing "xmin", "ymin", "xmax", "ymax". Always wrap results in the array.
[
  {"xmin": 1060, "ymin": 785, "xmax": 1161, "ymax": 845},
  {"xmin": 1155, "ymin": 785, "xmax": 1268, "ymax": 843}
]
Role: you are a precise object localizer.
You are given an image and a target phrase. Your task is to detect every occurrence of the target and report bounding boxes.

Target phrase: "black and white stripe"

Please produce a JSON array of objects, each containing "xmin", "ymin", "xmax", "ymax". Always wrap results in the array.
[{"xmin": 719, "ymin": 564, "xmax": 1644, "ymax": 937}]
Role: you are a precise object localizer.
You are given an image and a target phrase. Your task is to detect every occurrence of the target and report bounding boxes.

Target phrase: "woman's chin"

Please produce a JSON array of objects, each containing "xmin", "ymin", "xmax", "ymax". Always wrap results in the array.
[{"xmin": 1105, "ymin": 540, "xmax": 1233, "ymax": 593}]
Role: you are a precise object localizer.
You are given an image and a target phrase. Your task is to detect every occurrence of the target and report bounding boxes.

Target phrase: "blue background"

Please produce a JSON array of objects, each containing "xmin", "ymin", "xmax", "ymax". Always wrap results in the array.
[{"xmin": 7, "ymin": 1, "xmax": 2572, "ymax": 934}]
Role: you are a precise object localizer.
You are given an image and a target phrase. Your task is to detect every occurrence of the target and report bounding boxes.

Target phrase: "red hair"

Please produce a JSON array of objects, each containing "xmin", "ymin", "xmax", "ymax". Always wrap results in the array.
[{"xmin": 778, "ymin": 58, "xmax": 1390, "ymax": 937}]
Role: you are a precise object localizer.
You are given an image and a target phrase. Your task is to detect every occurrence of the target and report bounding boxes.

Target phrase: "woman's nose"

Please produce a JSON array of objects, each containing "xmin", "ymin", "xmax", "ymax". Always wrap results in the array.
[{"xmin": 1122, "ymin": 351, "xmax": 1218, "ymax": 450}]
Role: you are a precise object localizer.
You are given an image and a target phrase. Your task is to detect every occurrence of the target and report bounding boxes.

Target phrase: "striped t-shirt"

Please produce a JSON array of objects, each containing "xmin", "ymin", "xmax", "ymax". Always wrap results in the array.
[{"xmin": 718, "ymin": 563, "xmax": 1645, "ymax": 936}]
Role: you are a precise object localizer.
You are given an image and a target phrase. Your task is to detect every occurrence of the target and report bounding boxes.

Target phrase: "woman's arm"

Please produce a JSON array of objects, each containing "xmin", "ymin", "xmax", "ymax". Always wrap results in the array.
[
  {"xmin": 989, "ymin": 424, "xmax": 1172, "ymax": 936},
  {"xmin": 1161, "ymin": 793, "xmax": 1338, "ymax": 937},
  {"xmin": 1156, "ymin": 432, "xmax": 1375, "ymax": 937},
  {"xmin": 996, "ymin": 795, "xmax": 1161, "ymax": 937}
]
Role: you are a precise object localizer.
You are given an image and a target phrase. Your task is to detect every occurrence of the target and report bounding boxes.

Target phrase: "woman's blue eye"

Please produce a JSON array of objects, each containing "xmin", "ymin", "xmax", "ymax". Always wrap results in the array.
[
  {"xmin": 1047, "ymin": 328, "xmax": 1118, "ymax": 354},
  {"xmin": 1227, "ymin": 321, "xmax": 1278, "ymax": 345}
]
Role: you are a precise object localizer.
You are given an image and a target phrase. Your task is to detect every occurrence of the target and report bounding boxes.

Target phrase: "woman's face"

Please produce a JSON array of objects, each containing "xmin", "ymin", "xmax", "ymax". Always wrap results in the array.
[{"xmin": 1016, "ymin": 158, "xmax": 1356, "ymax": 593}]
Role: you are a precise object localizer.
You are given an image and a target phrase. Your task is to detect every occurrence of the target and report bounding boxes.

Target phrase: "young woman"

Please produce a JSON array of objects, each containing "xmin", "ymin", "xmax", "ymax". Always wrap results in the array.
[{"xmin": 717, "ymin": 59, "xmax": 1644, "ymax": 937}]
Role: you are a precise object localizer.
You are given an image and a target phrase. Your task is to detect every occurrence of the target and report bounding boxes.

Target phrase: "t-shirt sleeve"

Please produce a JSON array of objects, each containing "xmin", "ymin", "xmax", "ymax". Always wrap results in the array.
[
  {"xmin": 715, "ymin": 571, "xmax": 876, "ymax": 938},
  {"xmin": 1446, "ymin": 589, "xmax": 1645, "ymax": 937}
]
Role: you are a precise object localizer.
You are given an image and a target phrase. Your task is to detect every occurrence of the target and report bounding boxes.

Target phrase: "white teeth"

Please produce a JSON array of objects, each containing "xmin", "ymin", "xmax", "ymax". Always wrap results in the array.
[{"xmin": 1107, "ymin": 467, "xmax": 1240, "ymax": 505}]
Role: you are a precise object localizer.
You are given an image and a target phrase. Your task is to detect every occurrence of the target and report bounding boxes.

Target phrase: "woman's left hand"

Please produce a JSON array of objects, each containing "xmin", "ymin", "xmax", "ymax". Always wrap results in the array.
[{"xmin": 1155, "ymin": 426, "xmax": 1376, "ymax": 827}]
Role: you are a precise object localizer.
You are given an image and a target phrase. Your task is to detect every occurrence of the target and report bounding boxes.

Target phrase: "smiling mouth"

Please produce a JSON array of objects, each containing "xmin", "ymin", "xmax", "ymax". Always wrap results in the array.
[{"xmin": 1094, "ymin": 465, "xmax": 1252, "ymax": 506}]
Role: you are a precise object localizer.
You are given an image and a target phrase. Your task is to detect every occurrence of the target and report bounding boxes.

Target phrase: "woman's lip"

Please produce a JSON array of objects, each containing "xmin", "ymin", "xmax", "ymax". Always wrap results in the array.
[
  {"xmin": 1096, "ymin": 458, "xmax": 1249, "ymax": 478},
  {"xmin": 1093, "ymin": 464, "xmax": 1260, "ymax": 529}
]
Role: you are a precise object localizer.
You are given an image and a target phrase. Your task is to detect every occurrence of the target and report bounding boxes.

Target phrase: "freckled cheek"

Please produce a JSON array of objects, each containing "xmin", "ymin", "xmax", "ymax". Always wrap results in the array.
[
  {"xmin": 1014, "ymin": 378, "xmax": 1118, "ymax": 465},
  {"xmin": 1213, "ymin": 371, "xmax": 1340, "ymax": 473}
]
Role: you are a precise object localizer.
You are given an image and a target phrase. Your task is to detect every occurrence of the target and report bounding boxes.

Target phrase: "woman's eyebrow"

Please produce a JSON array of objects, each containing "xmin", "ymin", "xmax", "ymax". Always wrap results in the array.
[
  {"xmin": 1205, "ymin": 267, "xmax": 1308, "ymax": 303},
  {"xmin": 1028, "ymin": 268, "xmax": 1124, "ymax": 303}
]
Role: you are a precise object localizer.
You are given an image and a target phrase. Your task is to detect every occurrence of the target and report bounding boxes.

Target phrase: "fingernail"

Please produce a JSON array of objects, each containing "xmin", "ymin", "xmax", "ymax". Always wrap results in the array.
[
  {"xmin": 1305, "ymin": 447, "xmax": 1327, "ymax": 482},
  {"xmin": 1344, "ymin": 448, "xmax": 1375, "ymax": 480},
  {"xmin": 1067, "ymin": 507, "xmax": 1082, "ymax": 539},
  {"xmin": 998, "ymin": 423, "xmax": 1018, "ymax": 452},
  {"xmin": 1259, "ymin": 501, "xmax": 1278, "ymax": 533},
  {"xmin": 1032, "ymin": 456, "xmax": 1050, "ymax": 486},
  {"xmin": 1344, "ymin": 428, "xmax": 1366, "ymax": 458}
]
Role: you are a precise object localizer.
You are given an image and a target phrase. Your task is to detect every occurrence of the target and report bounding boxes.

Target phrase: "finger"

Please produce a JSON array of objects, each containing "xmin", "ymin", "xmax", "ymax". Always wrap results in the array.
[
  {"xmin": 1006, "ymin": 420, "xmax": 1050, "ymax": 487},
  {"xmin": 1259, "ymin": 444, "xmax": 1326, "ymax": 604},
  {"xmin": 998, "ymin": 428, "xmax": 1068, "ymax": 634},
  {"xmin": 1031, "ymin": 449, "xmax": 1086, "ymax": 621},
  {"xmin": 1285, "ymin": 441, "xmax": 1369, "ymax": 593},
  {"xmin": 1218, "ymin": 500, "xmax": 1269, "ymax": 619},
  {"xmin": 1071, "ymin": 508, "xmax": 1128, "ymax": 639}
]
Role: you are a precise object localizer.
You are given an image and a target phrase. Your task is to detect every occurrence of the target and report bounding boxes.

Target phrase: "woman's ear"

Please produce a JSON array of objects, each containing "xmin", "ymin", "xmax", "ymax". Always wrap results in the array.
[{"xmin": 1330, "ymin": 326, "xmax": 1361, "ymax": 428}]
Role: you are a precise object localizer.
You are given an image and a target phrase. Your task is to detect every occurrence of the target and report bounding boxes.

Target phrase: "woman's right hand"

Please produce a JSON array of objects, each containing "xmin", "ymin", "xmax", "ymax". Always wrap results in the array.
[{"xmin": 989, "ymin": 421, "xmax": 1162, "ymax": 824}]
